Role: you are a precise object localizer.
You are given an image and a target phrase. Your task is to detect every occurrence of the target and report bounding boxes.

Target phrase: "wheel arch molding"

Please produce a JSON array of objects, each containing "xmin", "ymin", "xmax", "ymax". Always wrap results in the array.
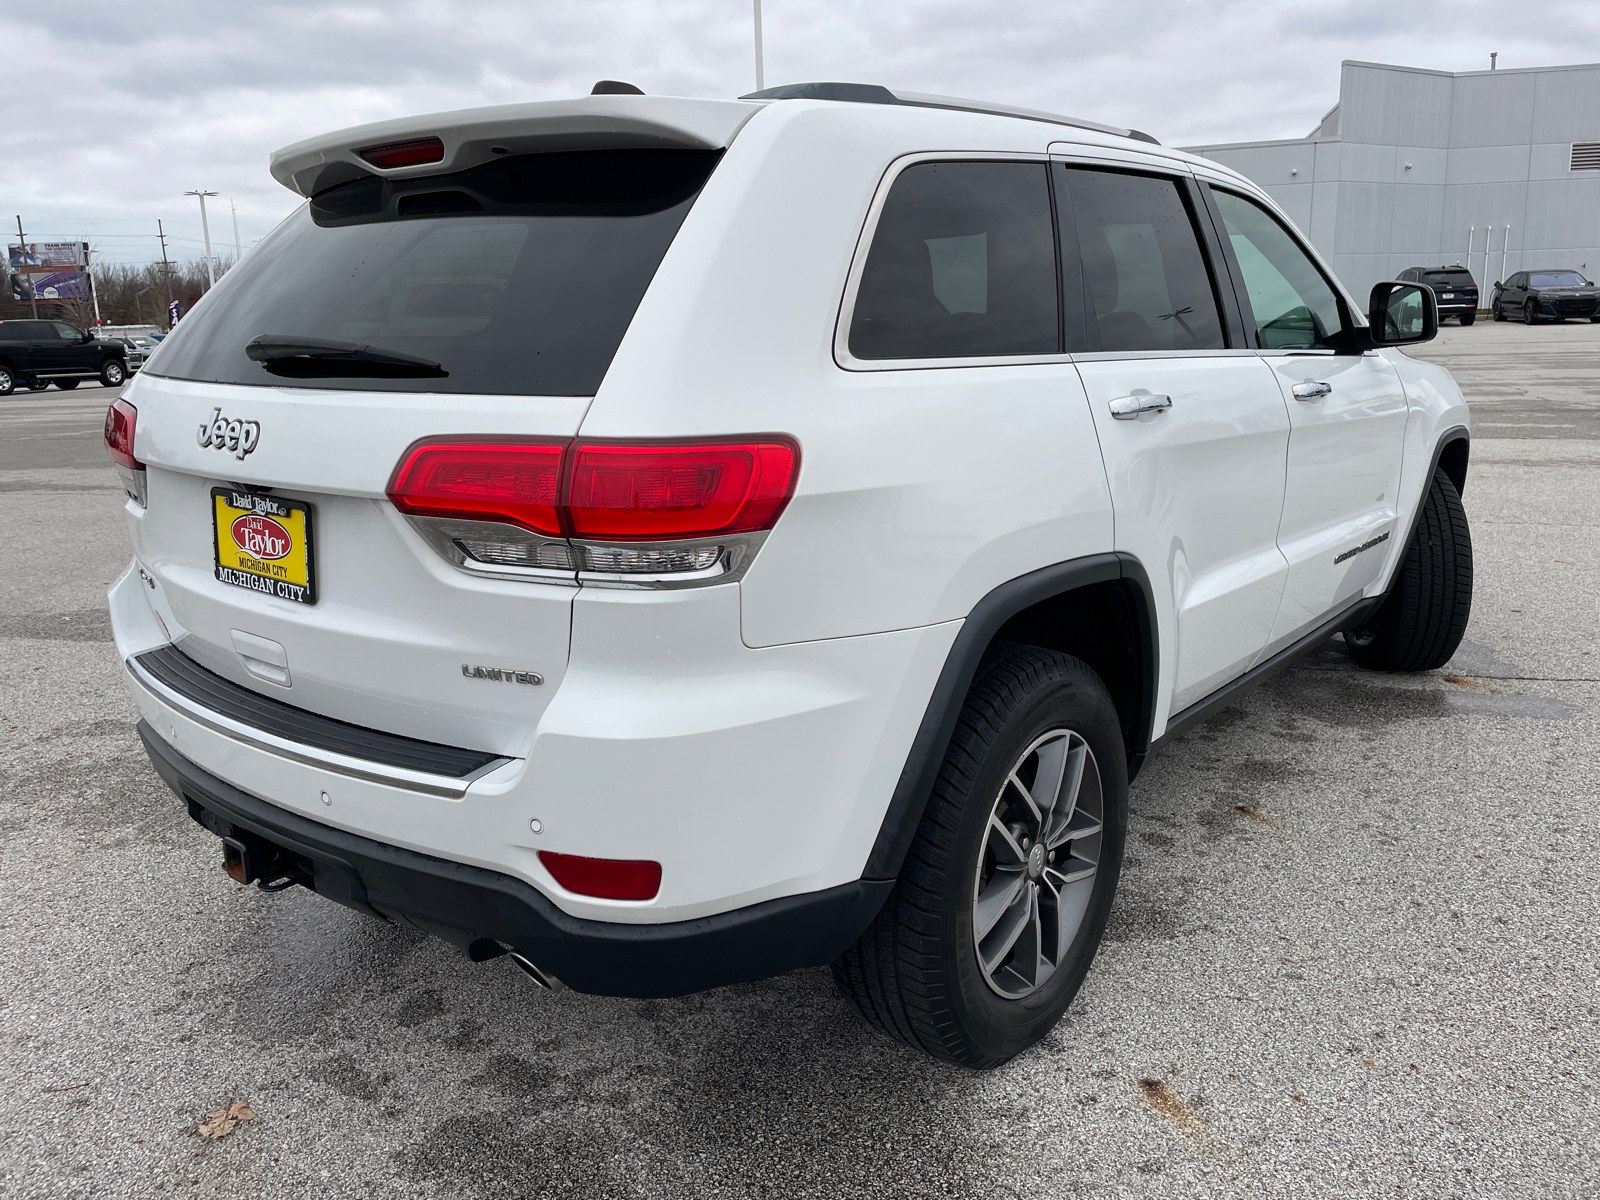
[{"xmin": 861, "ymin": 552, "xmax": 1157, "ymax": 883}]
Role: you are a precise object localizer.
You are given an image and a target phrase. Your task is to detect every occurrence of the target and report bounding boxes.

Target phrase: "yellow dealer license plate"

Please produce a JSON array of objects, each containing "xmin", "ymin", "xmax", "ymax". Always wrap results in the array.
[{"xmin": 212, "ymin": 488, "xmax": 317, "ymax": 605}]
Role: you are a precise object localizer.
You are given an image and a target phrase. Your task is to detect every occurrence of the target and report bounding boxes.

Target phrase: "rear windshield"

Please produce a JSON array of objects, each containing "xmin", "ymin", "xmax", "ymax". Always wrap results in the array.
[
  {"xmin": 148, "ymin": 148, "xmax": 722, "ymax": 396},
  {"xmin": 1423, "ymin": 270, "xmax": 1475, "ymax": 287},
  {"xmin": 1529, "ymin": 271, "xmax": 1589, "ymax": 288}
]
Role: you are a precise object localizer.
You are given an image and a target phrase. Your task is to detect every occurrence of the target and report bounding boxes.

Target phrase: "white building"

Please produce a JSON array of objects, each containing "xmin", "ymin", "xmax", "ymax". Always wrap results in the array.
[{"xmin": 1183, "ymin": 59, "xmax": 1600, "ymax": 300}]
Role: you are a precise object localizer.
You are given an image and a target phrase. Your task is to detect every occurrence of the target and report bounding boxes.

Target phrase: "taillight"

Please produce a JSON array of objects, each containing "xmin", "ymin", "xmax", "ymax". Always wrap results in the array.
[
  {"xmin": 387, "ymin": 440, "xmax": 566, "ymax": 537},
  {"xmin": 104, "ymin": 398, "xmax": 140, "ymax": 470},
  {"xmin": 358, "ymin": 136, "xmax": 445, "ymax": 169},
  {"xmin": 566, "ymin": 438, "xmax": 799, "ymax": 540},
  {"xmin": 539, "ymin": 851, "xmax": 662, "ymax": 901}
]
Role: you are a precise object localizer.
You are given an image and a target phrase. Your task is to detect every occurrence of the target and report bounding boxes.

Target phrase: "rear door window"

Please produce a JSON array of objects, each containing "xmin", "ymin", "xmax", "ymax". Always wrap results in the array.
[
  {"xmin": 848, "ymin": 161, "xmax": 1059, "ymax": 360},
  {"xmin": 147, "ymin": 148, "xmax": 722, "ymax": 396},
  {"xmin": 1058, "ymin": 168, "xmax": 1225, "ymax": 353},
  {"xmin": 1210, "ymin": 189, "xmax": 1344, "ymax": 351}
]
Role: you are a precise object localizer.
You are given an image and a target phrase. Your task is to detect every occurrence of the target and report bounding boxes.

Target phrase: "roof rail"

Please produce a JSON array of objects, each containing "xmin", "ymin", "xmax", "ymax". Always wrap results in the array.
[{"xmin": 740, "ymin": 81, "xmax": 1160, "ymax": 145}]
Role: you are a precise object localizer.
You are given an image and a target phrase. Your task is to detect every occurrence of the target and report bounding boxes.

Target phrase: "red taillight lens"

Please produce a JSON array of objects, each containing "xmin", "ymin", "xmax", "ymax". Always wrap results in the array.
[
  {"xmin": 566, "ymin": 438, "xmax": 799, "ymax": 540},
  {"xmin": 539, "ymin": 852, "xmax": 662, "ymax": 901},
  {"xmin": 104, "ymin": 399, "xmax": 140, "ymax": 470},
  {"xmin": 358, "ymin": 136, "xmax": 445, "ymax": 169},
  {"xmin": 387, "ymin": 440, "xmax": 566, "ymax": 537}
]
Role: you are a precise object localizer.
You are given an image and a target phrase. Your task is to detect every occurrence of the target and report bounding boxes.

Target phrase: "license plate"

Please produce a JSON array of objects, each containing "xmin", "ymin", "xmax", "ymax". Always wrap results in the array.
[
  {"xmin": 1442, "ymin": 293, "xmax": 1455, "ymax": 299},
  {"xmin": 212, "ymin": 487, "xmax": 317, "ymax": 604}
]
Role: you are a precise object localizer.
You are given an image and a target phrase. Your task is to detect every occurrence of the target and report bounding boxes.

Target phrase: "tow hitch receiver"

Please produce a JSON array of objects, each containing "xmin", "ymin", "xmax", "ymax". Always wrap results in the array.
[{"xmin": 217, "ymin": 829, "xmax": 309, "ymax": 892}]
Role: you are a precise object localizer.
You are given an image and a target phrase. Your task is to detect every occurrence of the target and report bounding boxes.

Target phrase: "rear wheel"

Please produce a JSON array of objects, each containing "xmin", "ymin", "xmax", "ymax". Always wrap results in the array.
[
  {"xmin": 1347, "ymin": 468, "xmax": 1472, "ymax": 673},
  {"xmin": 832, "ymin": 644, "xmax": 1127, "ymax": 1068},
  {"xmin": 54, "ymin": 378, "xmax": 80, "ymax": 390},
  {"xmin": 99, "ymin": 359, "xmax": 126, "ymax": 388},
  {"xmin": 26, "ymin": 379, "xmax": 48, "ymax": 391},
  {"xmin": 1459, "ymin": 311, "xmax": 1475, "ymax": 326},
  {"xmin": 0, "ymin": 365, "xmax": 12, "ymax": 396}
]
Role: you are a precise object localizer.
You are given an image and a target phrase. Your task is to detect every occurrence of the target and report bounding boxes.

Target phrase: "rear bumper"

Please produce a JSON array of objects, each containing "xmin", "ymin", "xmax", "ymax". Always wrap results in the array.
[{"xmin": 142, "ymin": 722, "xmax": 891, "ymax": 997}]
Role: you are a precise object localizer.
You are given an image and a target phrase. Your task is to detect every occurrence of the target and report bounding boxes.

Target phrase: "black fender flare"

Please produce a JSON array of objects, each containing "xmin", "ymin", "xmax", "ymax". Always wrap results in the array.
[{"xmin": 861, "ymin": 552, "xmax": 1156, "ymax": 882}]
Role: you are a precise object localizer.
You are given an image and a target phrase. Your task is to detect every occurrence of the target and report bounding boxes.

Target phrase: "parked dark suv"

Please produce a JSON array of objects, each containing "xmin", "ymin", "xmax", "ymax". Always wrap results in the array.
[
  {"xmin": 1397, "ymin": 265, "xmax": 1478, "ymax": 324},
  {"xmin": 0, "ymin": 320, "xmax": 129, "ymax": 395},
  {"xmin": 1492, "ymin": 270, "xmax": 1600, "ymax": 324}
]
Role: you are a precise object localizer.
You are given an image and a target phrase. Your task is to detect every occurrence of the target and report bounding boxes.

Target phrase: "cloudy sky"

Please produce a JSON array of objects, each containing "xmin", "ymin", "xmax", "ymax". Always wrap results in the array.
[{"xmin": 5, "ymin": 1, "xmax": 1597, "ymax": 266}]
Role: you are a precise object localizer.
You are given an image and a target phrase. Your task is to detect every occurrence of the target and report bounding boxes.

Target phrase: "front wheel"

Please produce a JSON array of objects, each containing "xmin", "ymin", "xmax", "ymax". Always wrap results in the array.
[
  {"xmin": 832, "ymin": 644, "xmax": 1127, "ymax": 1068},
  {"xmin": 99, "ymin": 359, "xmax": 126, "ymax": 388},
  {"xmin": 26, "ymin": 379, "xmax": 48, "ymax": 391},
  {"xmin": 1347, "ymin": 468, "xmax": 1472, "ymax": 672},
  {"xmin": 1493, "ymin": 303, "xmax": 1506, "ymax": 321},
  {"xmin": 54, "ymin": 378, "xmax": 80, "ymax": 390},
  {"xmin": 1524, "ymin": 299, "xmax": 1539, "ymax": 325},
  {"xmin": 1459, "ymin": 311, "xmax": 1476, "ymax": 326}
]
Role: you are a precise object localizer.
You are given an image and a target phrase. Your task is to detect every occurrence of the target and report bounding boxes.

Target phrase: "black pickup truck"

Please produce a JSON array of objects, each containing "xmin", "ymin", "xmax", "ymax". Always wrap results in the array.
[{"xmin": 0, "ymin": 320, "xmax": 129, "ymax": 395}]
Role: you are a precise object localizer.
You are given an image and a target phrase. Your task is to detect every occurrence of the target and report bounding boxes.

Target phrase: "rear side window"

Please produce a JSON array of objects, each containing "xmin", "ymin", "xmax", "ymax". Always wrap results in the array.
[
  {"xmin": 849, "ymin": 161, "xmax": 1058, "ymax": 360},
  {"xmin": 1212, "ymin": 190, "xmax": 1344, "ymax": 351},
  {"xmin": 149, "ymin": 149, "xmax": 722, "ymax": 396},
  {"xmin": 1059, "ymin": 168, "xmax": 1224, "ymax": 353},
  {"xmin": 0, "ymin": 324, "xmax": 24, "ymax": 342}
]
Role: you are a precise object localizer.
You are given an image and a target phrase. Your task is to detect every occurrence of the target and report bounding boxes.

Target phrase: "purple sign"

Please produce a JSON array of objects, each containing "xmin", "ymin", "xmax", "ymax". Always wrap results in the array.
[{"xmin": 28, "ymin": 270, "xmax": 90, "ymax": 300}]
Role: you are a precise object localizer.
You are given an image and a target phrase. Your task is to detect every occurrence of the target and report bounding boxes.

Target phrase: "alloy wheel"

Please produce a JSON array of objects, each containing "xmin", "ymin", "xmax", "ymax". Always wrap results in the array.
[{"xmin": 971, "ymin": 728, "xmax": 1104, "ymax": 999}]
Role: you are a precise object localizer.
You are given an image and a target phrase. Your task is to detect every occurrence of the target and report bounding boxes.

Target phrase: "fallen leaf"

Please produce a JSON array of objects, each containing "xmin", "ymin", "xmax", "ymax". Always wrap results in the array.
[
  {"xmin": 1362, "ymin": 1059, "xmax": 1376, "ymax": 1068},
  {"xmin": 1290, "ymin": 1093, "xmax": 1308, "ymax": 1105},
  {"xmin": 198, "ymin": 1100, "xmax": 257, "ymax": 1139}
]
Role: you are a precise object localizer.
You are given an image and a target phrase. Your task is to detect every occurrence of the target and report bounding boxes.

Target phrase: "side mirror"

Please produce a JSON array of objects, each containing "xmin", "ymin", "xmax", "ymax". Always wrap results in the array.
[
  {"xmin": 1364, "ymin": 281, "xmax": 1436, "ymax": 347},
  {"xmin": 80, "ymin": 329, "xmax": 94, "ymax": 343}
]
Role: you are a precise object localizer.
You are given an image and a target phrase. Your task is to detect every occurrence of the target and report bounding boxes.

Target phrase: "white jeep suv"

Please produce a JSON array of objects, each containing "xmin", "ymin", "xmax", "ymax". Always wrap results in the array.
[{"xmin": 105, "ymin": 81, "xmax": 1472, "ymax": 1068}]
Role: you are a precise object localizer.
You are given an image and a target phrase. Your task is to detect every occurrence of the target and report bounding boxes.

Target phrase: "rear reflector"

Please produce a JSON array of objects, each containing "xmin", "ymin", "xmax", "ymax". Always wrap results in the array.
[
  {"xmin": 539, "ymin": 851, "xmax": 662, "ymax": 901},
  {"xmin": 358, "ymin": 136, "xmax": 445, "ymax": 169},
  {"xmin": 388, "ymin": 440, "xmax": 566, "ymax": 537},
  {"xmin": 103, "ymin": 399, "xmax": 140, "ymax": 470},
  {"xmin": 387, "ymin": 436, "xmax": 800, "ymax": 544},
  {"xmin": 566, "ymin": 438, "xmax": 799, "ymax": 540}
]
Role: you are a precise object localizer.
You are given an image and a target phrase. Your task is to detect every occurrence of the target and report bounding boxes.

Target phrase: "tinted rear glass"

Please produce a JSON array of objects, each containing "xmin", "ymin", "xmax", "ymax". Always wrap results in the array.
[
  {"xmin": 1423, "ymin": 270, "xmax": 1475, "ymax": 286},
  {"xmin": 149, "ymin": 149, "xmax": 722, "ymax": 396},
  {"xmin": 849, "ymin": 161, "xmax": 1059, "ymax": 359},
  {"xmin": 1529, "ymin": 271, "xmax": 1588, "ymax": 288}
]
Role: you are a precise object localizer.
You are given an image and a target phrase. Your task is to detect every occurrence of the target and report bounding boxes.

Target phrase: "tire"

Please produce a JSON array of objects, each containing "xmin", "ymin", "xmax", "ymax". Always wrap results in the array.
[
  {"xmin": 0, "ymin": 365, "xmax": 12, "ymax": 396},
  {"xmin": 1590, "ymin": 315, "xmax": 1599, "ymax": 324},
  {"xmin": 99, "ymin": 359, "xmax": 126, "ymax": 388},
  {"xmin": 54, "ymin": 378, "xmax": 80, "ymax": 390},
  {"xmin": 1493, "ymin": 303, "xmax": 1506, "ymax": 322},
  {"xmin": 832, "ymin": 644, "xmax": 1128, "ymax": 1068},
  {"xmin": 1524, "ymin": 299, "xmax": 1539, "ymax": 325},
  {"xmin": 26, "ymin": 379, "xmax": 49, "ymax": 391},
  {"xmin": 1459, "ymin": 311, "xmax": 1475, "ymax": 326},
  {"xmin": 1346, "ymin": 468, "xmax": 1472, "ymax": 673}
]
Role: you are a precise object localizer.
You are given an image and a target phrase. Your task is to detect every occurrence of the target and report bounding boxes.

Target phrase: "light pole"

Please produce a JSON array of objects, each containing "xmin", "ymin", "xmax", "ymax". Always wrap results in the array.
[
  {"xmin": 184, "ymin": 190, "xmax": 219, "ymax": 289},
  {"xmin": 231, "ymin": 199, "xmax": 241, "ymax": 264},
  {"xmin": 753, "ymin": 0, "xmax": 764, "ymax": 91}
]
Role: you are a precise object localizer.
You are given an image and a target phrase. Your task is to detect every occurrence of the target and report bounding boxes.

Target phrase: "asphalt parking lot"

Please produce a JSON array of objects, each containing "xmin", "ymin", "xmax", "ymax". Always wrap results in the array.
[{"xmin": 1, "ymin": 321, "xmax": 1596, "ymax": 1199}]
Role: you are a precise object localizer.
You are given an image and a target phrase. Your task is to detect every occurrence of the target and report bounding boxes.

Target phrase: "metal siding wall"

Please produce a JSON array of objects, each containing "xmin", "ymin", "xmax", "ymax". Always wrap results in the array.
[
  {"xmin": 1451, "ymin": 72, "xmax": 1537, "ymax": 147},
  {"xmin": 1532, "ymin": 67, "xmax": 1600, "ymax": 144},
  {"xmin": 1340, "ymin": 63, "xmax": 1452, "ymax": 148}
]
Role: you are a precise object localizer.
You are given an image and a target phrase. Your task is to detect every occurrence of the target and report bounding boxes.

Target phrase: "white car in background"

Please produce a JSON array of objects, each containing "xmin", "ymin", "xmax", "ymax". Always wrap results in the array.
[{"xmin": 104, "ymin": 82, "xmax": 1471, "ymax": 1067}]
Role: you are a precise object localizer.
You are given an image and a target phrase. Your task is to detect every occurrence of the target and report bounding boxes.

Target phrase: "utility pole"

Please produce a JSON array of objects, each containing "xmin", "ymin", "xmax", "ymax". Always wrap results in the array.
[
  {"xmin": 184, "ymin": 190, "xmax": 219, "ymax": 289},
  {"xmin": 14, "ymin": 214, "xmax": 38, "ymax": 318},
  {"xmin": 230, "ymin": 199, "xmax": 241, "ymax": 263},
  {"xmin": 85, "ymin": 241, "xmax": 102, "ymax": 327},
  {"xmin": 156, "ymin": 219, "xmax": 175, "ymax": 310},
  {"xmin": 753, "ymin": 0, "xmax": 764, "ymax": 91}
]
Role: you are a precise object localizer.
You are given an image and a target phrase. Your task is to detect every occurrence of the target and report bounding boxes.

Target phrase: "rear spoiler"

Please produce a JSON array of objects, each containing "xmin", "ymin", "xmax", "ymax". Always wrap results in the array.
[{"xmin": 269, "ymin": 96, "xmax": 763, "ymax": 198}]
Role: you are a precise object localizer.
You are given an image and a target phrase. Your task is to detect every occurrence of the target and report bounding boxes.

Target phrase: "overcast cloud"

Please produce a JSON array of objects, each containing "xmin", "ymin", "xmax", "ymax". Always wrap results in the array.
[{"xmin": 4, "ymin": 1, "xmax": 1597, "ymax": 265}]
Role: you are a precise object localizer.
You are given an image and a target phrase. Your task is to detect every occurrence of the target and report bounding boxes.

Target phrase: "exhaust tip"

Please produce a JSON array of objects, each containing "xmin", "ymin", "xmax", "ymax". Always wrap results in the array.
[
  {"xmin": 222, "ymin": 839, "xmax": 248, "ymax": 883},
  {"xmin": 508, "ymin": 952, "xmax": 561, "ymax": 991}
]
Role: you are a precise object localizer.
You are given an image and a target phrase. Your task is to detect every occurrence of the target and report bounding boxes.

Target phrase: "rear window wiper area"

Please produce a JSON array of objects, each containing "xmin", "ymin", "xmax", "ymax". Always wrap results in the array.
[{"xmin": 245, "ymin": 335, "xmax": 448, "ymax": 379}]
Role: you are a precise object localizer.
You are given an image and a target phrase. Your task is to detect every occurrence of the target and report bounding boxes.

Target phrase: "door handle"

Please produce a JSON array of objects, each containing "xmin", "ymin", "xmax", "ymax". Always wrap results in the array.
[
  {"xmin": 1108, "ymin": 393, "xmax": 1172, "ymax": 420},
  {"xmin": 1292, "ymin": 381, "xmax": 1333, "ymax": 401}
]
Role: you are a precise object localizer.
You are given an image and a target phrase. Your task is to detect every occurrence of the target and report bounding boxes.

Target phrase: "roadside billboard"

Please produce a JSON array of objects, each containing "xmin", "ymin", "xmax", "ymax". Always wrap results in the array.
[{"xmin": 8, "ymin": 242, "xmax": 87, "ymax": 270}]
